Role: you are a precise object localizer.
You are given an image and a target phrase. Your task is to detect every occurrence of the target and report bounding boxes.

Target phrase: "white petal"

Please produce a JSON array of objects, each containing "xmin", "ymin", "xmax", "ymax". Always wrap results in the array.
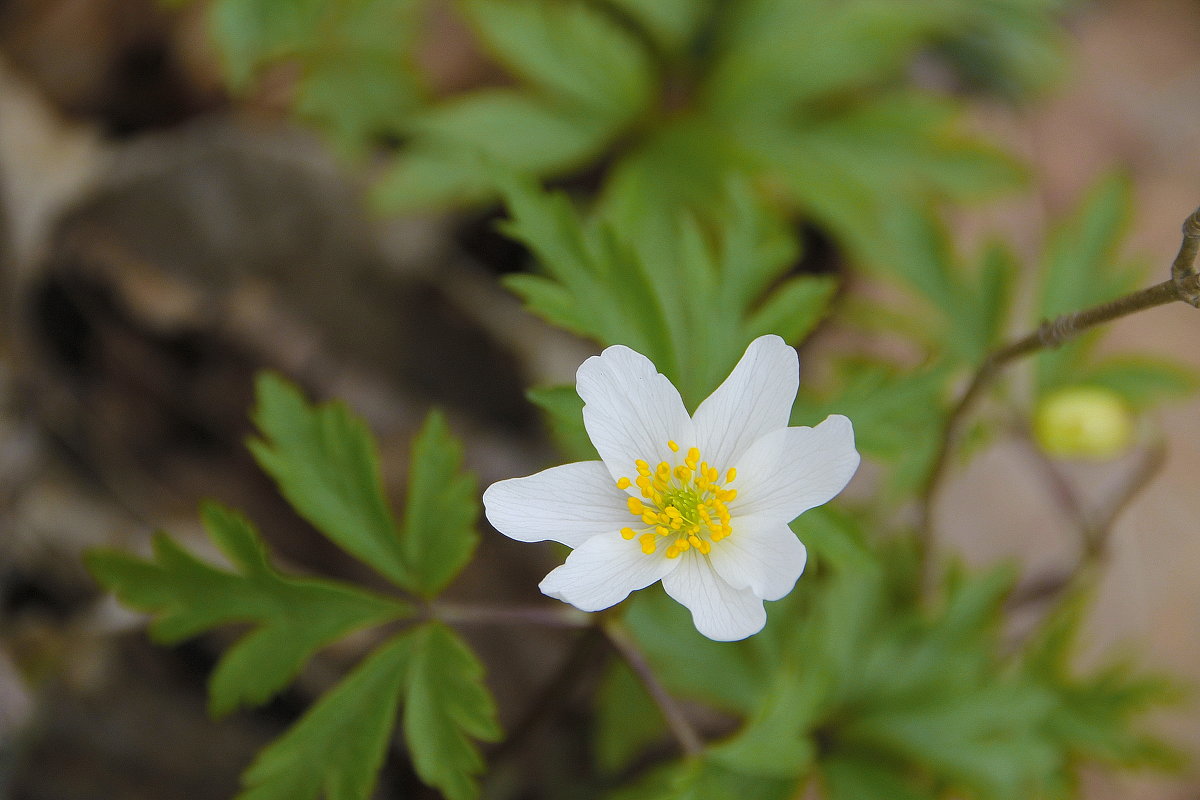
[
  {"xmin": 692, "ymin": 335, "xmax": 798, "ymax": 468},
  {"xmin": 707, "ymin": 514, "xmax": 807, "ymax": 601},
  {"xmin": 733, "ymin": 415, "xmax": 860, "ymax": 523},
  {"xmin": 483, "ymin": 461, "xmax": 632, "ymax": 547},
  {"xmin": 577, "ymin": 345, "xmax": 693, "ymax": 481},
  {"xmin": 539, "ymin": 533, "xmax": 677, "ymax": 612},
  {"xmin": 660, "ymin": 550, "xmax": 767, "ymax": 641}
]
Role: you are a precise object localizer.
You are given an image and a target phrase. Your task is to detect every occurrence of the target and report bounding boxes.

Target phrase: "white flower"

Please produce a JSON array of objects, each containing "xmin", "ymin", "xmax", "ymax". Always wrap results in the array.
[{"xmin": 483, "ymin": 335, "xmax": 860, "ymax": 641}]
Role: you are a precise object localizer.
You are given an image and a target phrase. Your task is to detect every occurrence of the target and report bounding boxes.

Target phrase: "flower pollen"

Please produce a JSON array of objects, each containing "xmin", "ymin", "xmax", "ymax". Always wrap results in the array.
[{"xmin": 616, "ymin": 441, "xmax": 735, "ymax": 559}]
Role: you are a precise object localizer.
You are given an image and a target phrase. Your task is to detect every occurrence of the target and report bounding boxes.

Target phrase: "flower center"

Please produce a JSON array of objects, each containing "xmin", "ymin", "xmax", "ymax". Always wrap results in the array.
[{"xmin": 615, "ymin": 440, "xmax": 737, "ymax": 559}]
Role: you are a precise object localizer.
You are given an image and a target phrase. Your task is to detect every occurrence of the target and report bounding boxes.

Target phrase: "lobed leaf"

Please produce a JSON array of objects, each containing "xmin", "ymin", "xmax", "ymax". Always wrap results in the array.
[
  {"xmin": 236, "ymin": 632, "xmax": 414, "ymax": 800},
  {"xmin": 399, "ymin": 411, "xmax": 480, "ymax": 597},
  {"xmin": 248, "ymin": 373, "xmax": 410, "ymax": 589},
  {"xmin": 402, "ymin": 623, "xmax": 503, "ymax": 800},
  {"xmin": 86, "ymin": 502, "xmax": 410, "ymax": 716}
]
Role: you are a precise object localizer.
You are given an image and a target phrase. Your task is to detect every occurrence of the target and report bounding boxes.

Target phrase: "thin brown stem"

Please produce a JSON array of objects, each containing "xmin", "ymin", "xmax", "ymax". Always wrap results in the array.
[
  {"xmin": 601, "ymin": 619, "xmax": 704, "ymax": 759},
  {"xmin": 917, "ymin": 208, "xmax": 1200, "ymax": 547}
]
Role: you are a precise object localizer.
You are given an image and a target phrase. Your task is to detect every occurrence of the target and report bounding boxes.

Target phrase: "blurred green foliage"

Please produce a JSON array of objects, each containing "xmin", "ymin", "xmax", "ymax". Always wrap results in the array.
[{"xmin": 100, "ymin": 0, "xmax": 1197, "ymax": 798}]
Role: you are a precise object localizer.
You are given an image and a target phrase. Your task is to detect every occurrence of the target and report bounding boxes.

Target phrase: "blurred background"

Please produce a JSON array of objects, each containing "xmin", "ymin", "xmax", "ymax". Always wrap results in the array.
[{"xmin": 0, "ymin": 0, "xmax": 1197, "ymax": 798}]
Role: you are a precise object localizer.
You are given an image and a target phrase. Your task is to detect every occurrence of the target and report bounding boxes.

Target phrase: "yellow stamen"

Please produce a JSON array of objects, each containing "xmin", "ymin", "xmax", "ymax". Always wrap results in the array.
[
  {"xmin": 640, "ymin": 534, "xmax": 657, "ymax": 554},
  {"xmin": 666, "ymin": 544, "xmax": 681, "ymax": 559},
  {"xmin": 627, "ymin": 497, "xmax": 644, "ymax": 515},
  {"xmin": 656, "ymin": 525, "xmax": 670, "ymax": 537},
  {"xmin": 726, "ymin": 467, "xmax": 736, "ymax": 482},
  {"xmin": 616, "ymin": 476, "xmax": 631, "ymax": 490},
  {"xmin": 620, "ymin": 527, "xmax": 636, "ymax": 540},
  {"xmin": 667, "ymin": 440, "xmax": 680, "ymax": 452},
  {"xmin": 642, "ymin": 511, "xmax": 659, "ymax": 525}
]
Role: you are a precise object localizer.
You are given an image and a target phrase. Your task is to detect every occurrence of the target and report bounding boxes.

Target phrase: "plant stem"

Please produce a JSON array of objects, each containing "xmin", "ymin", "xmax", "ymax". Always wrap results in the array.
[
  {"xmin": 917, "ymin": 207, "xmax": 1200, "ymax": 545},
  {"xmin": 600, "ymin": 619, "xmax": 704, "ymax": 759}
]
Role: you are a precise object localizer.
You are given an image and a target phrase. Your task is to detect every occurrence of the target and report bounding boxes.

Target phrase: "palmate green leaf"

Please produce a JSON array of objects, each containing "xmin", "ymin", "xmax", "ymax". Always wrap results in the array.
[
  {"xmin": 402, "ymin": 623, "xmax": 503, "ymax": 800},
  {"xmin": 237, "ymin": 631, "xmax": 413, "ymax": 800},
  {"xmin": 499, "ymin": 176, "xmax": 836, "ymax": 408},
  {"xmin": 400, "ymin": 411, "xmax": 479, "ymax": 597},
  {"xmin": 1035, "ymin": 173, "xmax": 1142, "ymax": 393},
  {"xmin": 211, "ymin": 0, "xmax": 424, "ymax": 152},
  {"xmin": 792, "ymin": 360, "xmax": 951, "ymax": 497},
  {"xmin": 593, "ymin": 660, "xmax": 666, "ymax": 774},
  {"xmin": 238, "ymin": 621, "xmax": 501, "ymax": 800},
  {"xmin": 745, "ymin": 92, "xmax": 1024, "ymax": 278},
  {"xmin": 86, "ymin": 503, "xmax": 410, "ymax": 716},
  {"xmin": 608, "ymin": 759, "xmax": 793, "ymax": 800},
  {"xmin": 603, "ymin": 0, "xmax": 714, "ymax": 56},
  {"xmin": 526, "ymin": 385, "xmax": 598, "ymax": 462},
  {"xmin": 820, "ymin": 755, "xmax": 933, "ymax": 800},
  {"xmin": 249, "ymin": 373, "xmax": 411, "ymax": 588},
  {"xmin": 1076, "ymin": 357, "xmax": 1199, "ymax": 410},
  {"xmin": 705, "ymin": 0, "xmax": 956, "ymax": 119},
  {"xmin": 372, "ymin": 91, "xmax": 616, "ymax": 211},
  {"xmin": 457, "ymin": 0, "xmax": 655, "ymax": 121},
  {"xmin": 1022, "ymin": 590, "xmax": 1184, "ymax": 789},
  {"xmin": 933, "ymin": 0, "xmax": 1070, "ymax": 100}
]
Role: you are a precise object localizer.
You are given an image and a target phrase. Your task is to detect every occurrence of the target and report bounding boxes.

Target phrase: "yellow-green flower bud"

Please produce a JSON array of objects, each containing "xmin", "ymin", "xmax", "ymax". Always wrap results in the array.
[{"xmin": 1033, "ymin": 386, "xmax": 1134, "ymax": 460}]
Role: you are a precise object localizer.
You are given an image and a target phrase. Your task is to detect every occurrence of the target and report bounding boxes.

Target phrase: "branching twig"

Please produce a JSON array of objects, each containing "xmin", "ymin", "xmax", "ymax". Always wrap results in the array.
[
  {"xmin": 600, "ymin": 619, "xmax": 704, "ymax": 759},
  {"xmin": 918, "ymin": 207, "xmax": 1200, "ymax": 546}
]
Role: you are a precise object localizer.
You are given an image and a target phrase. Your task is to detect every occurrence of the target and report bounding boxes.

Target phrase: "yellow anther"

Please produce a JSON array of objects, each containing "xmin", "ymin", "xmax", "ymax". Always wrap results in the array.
[
  {"xmin": 699, "ymin": 505, "xmax": 711, "ymax": 521},
  {"xmin": 640, "ymin": 534, "xmax": 657, "ymax": 555},
  {"xmin": 642, "ymin": 511, "xmax": 659, "ymax": 525},
  {"xmin": 653, "ymin": 479, "xmax": 669, "ymax": 493},
  {"xmin": 696, "ymin": 539, "xmax": 711, "ymax": 554},
  {"xmin": 687, "ymin": 534, "xmax": 703, "ymax": 549},
  {"xmin": 656, "ymin": 525, "xmax": 670, "ymax": 537},
  {"xmin": 666, "ymin": 545, "xmax": 681, "ymax": 559},
  {"xmin": 665, "ymin": 506, "xmax": 681, "ymax": 518},
  {"xmin": 706, "ymin": 467, "xmax": 719, "ymax": 483},
  {"xmin": 686, "ymin": 447, "xmax": 700, "ymax": 466},
  {"xmin": 651, "ymin": 492, "xmax": 664, "ymax": 505},
  {"xmin": 656, "ymin": 462, "xmax": 671, "ymax": 480},
  {"xmin": 677, "ymin": 538, "xmax": 691, "ymax": 552},
  {"xmin": 620, "ymin": 527, "xmax": 636, "ymax": 540},
  {"xmin": 635, "ymin": 459, "xmax": 649, "ymax": 473},
  {"xmin": 726, "ymin": 467, "xmax": 737, "ymax": 483},
  {"xmin": 627, "ymin": 497, "xmax": 644, "ymax": 515},
  {"xmin": 670, "ymin": 518, "xmax": 682, "ymax": 530},
  {"xmin": 667, "ymin": 440, "xmax": 680, "ymax": 452},
  {"xmin": 616, "ymin": 476, "xmax": 631, "ymax": 490},
  {"xmin": 674, "ymin": 465, "xmax": 692, "ymax": 481},
  {"xmin": 717, "ymin": 488, "xmax": 737, "ymax": 502}
]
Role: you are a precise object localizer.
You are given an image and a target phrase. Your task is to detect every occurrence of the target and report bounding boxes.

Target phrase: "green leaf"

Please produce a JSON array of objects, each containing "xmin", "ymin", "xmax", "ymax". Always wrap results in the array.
[
  {"xmin": 248, "ymin": 373, "xmax": 410, "ymax": 589},
  {"xmin": 211, "ymin": 0, "xmax": 424, "ymax": 152},
  {"xmin": 210, "ymin": 0, "xmax": 325, "ymax": 87},
  {"xmin": 602, "ymin": 0, "xmax": 714, "ymax": 56},
  {"xmin": 373, "ymin": 91, "xmax": 616, "ymax": 211},
  {"xmin": 593, "ymin": 660, "xmax": 667, "ymax": 774},
  {"xmin": 743, "ymin": 275, "xmax": 838, "ymax": 345},
  {"xmin": 402, "ymin": 623, "xmax": 502, "ymax": 800},
  {"xmin": 705, "ymin": 0, "xmax": 956, "ymax": 119},
  {"xmin": 527, "ymin": 384, "xmax": 598, "ymax": 462},
  {"xmin": 607, "ymin": 758, "xmax": 794, "ymax": 800},
  {"xmin": 86, "ymin": 502, "xmax": 410, "ymax": 716},
  {"xmin": 236, "ymin": 631, "xmax": 414, "ymax": 800},
  {"xmin": 500, "ymin": 176, "xmax": 830, "ymax": 408},
  {"xmin": 1035, "ymin": 173, "xmax": 1142, "ymax": 393},
  {"xmin": 821, "ymin": 755, "xmax": 933, "ymax": 800},
  {"xmin": 400, "ymin": 411, "xmax": 480, "ymax": 597},
  {"xmin": 457, "ymin": 0, "xmax": 655, "ymax": 121},
  {"xmin": 1077, "ymin": 357, "xmax": 1199, "ymax": 410}
]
